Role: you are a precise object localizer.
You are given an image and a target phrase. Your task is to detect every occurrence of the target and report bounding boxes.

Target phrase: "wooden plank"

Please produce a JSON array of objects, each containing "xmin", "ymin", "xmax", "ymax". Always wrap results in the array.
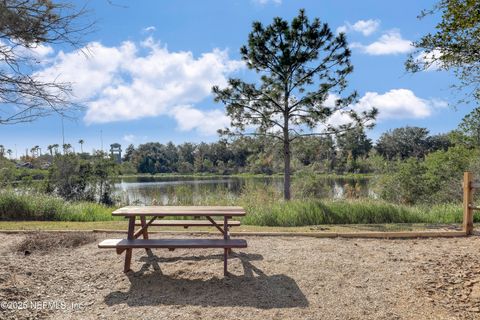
[
  {"xmin": 464, "ymin": 171, "xmax": 474, "ymax": 235},
  {"xmin": 134, "ymin": 220, "xmax": 241, "ymax": 227},
  {"xmin": 337, "ymin": 231, "xmax": 466, "ymax": 238},
  {"xmin": 93, "ymin": 230, "xmax": 467, "ymax": 238},
  {"xmin": 112, "ymin": 206, "xmax": 245, "ymax": 217},
  {"xmin": 133, "ymin": 216, "xmax": 158, "ymax": 238},
  {"xmin": 98, "ymin": 238, "xmax": 248, "ymax": 249},
  {"xmin": 139, "ymin": 216, "xmax": 150, "ymax": 254},
  {"xmin": 140, "ymin": 216, "xmax": 149, "ymax": 239},
  {"xmin": 206, "ymin": 216, "xmax": 225, "ymax": 235}
]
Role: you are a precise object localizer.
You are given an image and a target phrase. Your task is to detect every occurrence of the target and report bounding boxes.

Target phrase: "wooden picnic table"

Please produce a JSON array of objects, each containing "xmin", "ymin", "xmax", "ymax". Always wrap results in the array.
[{"xmin": 98, "ymin": 206, "xmax": 247, "ymax": 275}]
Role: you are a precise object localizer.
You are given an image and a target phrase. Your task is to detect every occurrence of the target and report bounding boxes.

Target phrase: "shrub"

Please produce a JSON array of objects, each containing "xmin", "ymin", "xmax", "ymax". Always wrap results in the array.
[{"xmin": 376, "ymin": 146, "xmax": 477, "ymax": 204}]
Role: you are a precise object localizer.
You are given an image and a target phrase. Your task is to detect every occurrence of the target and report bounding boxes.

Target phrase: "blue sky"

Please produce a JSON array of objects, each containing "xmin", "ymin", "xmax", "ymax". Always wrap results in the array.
[{"xmin": 1, "ymin": 0, "xmax": 473, "ymax": 156}]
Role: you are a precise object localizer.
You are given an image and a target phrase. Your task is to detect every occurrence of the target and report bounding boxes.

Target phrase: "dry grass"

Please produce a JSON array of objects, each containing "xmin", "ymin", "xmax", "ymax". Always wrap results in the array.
[
  {"xmin": 15, "ymin": 232, "xmax": 96, "ymax": 254},
  {"xmin": 2, "ymin": 233, "xmax": 480, "ymax": 319}
]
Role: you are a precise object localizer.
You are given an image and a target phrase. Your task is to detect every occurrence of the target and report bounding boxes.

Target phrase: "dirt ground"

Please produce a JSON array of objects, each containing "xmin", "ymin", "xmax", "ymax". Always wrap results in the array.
[{"xmin": 1, "ymin": 233, "xmax": 480, "ymax": 320}]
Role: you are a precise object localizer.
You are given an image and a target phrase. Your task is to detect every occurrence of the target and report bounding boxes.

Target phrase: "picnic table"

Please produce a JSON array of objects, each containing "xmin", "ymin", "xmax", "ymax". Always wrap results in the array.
[{"xmin": 98, "ymin": 206, "xmax": 247, "ymax": 275}]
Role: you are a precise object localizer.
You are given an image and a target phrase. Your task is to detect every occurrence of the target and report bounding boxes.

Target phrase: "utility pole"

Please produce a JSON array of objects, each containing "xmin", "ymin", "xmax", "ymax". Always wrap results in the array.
[
  {"xmin": 61, "ymin": 115, "xmax": 65, "ymax": 154},
  {"xmin": 100, "ymin": 130, "xmax": 104, "ymax": 153}
]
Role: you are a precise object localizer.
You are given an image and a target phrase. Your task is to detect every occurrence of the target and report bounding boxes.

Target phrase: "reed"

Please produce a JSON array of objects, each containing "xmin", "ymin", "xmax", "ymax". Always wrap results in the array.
[{"xmin": 0, "ymin": 187, "xmax": 469, "ymax": 226}]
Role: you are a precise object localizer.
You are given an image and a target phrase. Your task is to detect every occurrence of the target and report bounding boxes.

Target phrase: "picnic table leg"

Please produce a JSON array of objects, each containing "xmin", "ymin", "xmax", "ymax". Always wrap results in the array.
[
  {"xmin": 224, "ymin": 216, "xmax": 232, "ymax": 255},
  {"xmin": 224, "ymin": 216, "xmax": 229, "ymax": 276},
  {"xmin": 124, "ymin": 216, "xmax": 135, "ymax": 273},
  {"xmin": 140, "ymin": 216, "xmax": 151, "ymax": 254}
]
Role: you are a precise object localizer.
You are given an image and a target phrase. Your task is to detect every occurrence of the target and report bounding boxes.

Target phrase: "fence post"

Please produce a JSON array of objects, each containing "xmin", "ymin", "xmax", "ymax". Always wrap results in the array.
[{"xmin": 463, "ymin": 171, "xmax": 474, "ymax": 235}]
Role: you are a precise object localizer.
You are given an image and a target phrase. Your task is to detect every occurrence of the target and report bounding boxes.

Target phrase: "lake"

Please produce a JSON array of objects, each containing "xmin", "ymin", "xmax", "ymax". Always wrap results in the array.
[{"xmin": 114, "ymin": 175, "xmax": 372, "ymax": 205}]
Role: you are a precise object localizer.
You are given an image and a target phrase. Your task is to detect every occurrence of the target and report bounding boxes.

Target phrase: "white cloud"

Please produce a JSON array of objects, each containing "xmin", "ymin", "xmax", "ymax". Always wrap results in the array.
[
  {"xmin": 143, "ymin": 26, "xmax": 156, "ymax": 32},
  {"xmin": 337, "ymin": 19, "xmax": 380, "ymax": 36},
  {"xmin": 352, "ymin": 19, "xmax": 380, "ymax": 36},
  {"xmin": 35, "ymin": 37, "xmax": 244, "ymax": 135},
  {"xmin": 123, "ymin": 134, "xmax": 136, "ymax": 143},
  {"xmin": 430, "ymin": 98, "xmax": 448, "ymax": 108},
  {"xmin": 353, "ymin": 30, "xmax": 413, "ymax": 55},
  {"xmin": 171, "ymin": 105, "xmax": 230, "ymax": 135},
  {"xmin": 323, "ymin": 89, "xmax": 446, "ymax": 129},
  {"xmin": 252, "ymin": 0, "xmax": 281, "ymax": 5},
  {"xmin": 28, "ymin": 44, "xmax": 54, "ymax": 58},
  {"xmin": 355, "ymin": 89, "xmax": 434, "ymax": 119}
]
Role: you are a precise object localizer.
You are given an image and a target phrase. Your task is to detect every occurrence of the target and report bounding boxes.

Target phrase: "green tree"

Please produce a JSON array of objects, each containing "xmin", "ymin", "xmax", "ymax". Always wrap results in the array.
[
  {"xmin": 46, "ymin": 152, "xmax": 116, "ymax": 204},
  {"xmin": 123, "ymin": 144, "xmax": 135, "ymax": 162},
  {"xmin": 213, "ymin": 10, "xmax": 376, "ymax": 199},
  {"xmin": 293, "ymin": 136, "xmax": 336, "ymax": 172},
  {"xmin": 177, "ymin": 143, "xmax": 196, "ymax": 165},
  {"xmin": 406, "ymin": 0, "xmax": 480, "ymax": 103},
  {"xmin": 336, "ymin": 127, "xmax": 372, "ymax": 172},
  {"xmin": 458, "ymin": 107, "xmax": 480, "ymax": 147},
  {"xmin": 378, "ymin": 158, "xmax": 427, "ymax": 204},
  {"xmin": 52, "ymin": 144, "xmax": 59, "ymax": 155},
  {"xmin": 423, "ymin": 145, "xmax": 473, "ymax": 202},
  {"xmin": 376, "ymin": 127, "xmax": 430, "ymax": 160},
  {"xmin": 164, "ymin": 142, "xmax": 179, "ymax": 172},
  {"xmin": 78, "ymin": 139, "xmax": 84, "ymax": 153},
  {"xmin": 426, "ymin": 133, "xmax": 452, "ymax": 152},
  {"xmin": 177, "ymin": 161, "xmax": 194, "ymax": 174},
  {"xmin": 30, "ymin": 145, "xmax": 40, "ymax": 158},
  {"xmin": 91, "ymin": 151, "xmax": 116, "ymax": 205},
  {"xmin": 46, "ymin": 154, "xmax": 93, "ymax": 201},
  {"xmin": 63, "ymin": 143, "xmax": 72, "ymax": 154}
]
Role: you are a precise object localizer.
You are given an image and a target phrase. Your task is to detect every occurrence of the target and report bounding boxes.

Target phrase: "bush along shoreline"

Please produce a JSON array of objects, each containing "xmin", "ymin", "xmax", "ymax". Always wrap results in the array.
[{"xmin": 0, "ymin": 189, "xmax": 468, "ymax": 227}]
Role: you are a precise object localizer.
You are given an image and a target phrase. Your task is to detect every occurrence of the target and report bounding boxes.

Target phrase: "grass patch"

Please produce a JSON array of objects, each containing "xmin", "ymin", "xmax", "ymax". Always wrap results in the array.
[
  {"xmin": 0, "ymin": 190, "xmax": 120, "ymax": 222},
  {"xmin": 0, "ymin": 188, "xmax": 470, "ymax": 227},
  {"xmin": 16, "ymin": 232, "xmax": 96, "ymax": 254},
  {"xmin": 241, "ymin": 199, "xmax": 467, "ymax": 227}
]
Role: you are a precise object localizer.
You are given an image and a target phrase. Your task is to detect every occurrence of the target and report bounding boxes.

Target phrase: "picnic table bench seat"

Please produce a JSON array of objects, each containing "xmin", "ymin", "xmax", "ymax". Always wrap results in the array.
[{"xmin": 98, "ymin": 238, "xmax": 247, "ymax": 249}]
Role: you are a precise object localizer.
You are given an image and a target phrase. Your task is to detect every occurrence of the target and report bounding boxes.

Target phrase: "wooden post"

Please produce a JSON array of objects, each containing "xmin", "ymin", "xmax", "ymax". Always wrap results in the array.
[{"xmin": 463, "ymin": 171, "xmax": 474, "ymax": 235}]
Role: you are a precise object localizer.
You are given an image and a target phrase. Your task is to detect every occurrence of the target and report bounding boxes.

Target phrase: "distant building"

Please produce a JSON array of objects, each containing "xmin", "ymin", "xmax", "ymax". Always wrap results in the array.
[{"xmin": 110, "ymin": 143, "xmax": 122, "ymax": 163}]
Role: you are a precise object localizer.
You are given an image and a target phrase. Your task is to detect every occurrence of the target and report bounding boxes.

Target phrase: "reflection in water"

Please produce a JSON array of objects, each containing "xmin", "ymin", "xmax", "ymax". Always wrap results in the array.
[{"xmin": 114, "ymin": 176, "xmax": 371, "ymax": 205}]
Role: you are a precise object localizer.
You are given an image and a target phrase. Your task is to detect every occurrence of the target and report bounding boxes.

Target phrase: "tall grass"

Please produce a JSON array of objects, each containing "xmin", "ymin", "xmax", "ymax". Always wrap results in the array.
[
  {"xmin": 0, "ymin": 190, "xmax": 119, "ymax": 222},
  {"xmin": 241, "ymin": 199, "xmax": 464, "ymax": 226},
  {"xmin": 0, "ymin": 186, "xmax": 469, "ymax": 226}
]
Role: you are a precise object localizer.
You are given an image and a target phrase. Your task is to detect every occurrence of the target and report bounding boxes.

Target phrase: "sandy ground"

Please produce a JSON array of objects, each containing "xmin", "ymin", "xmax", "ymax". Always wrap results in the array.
[{"xmin": 1, "ymin": 233, "xmax": 480, "ymax": 320}]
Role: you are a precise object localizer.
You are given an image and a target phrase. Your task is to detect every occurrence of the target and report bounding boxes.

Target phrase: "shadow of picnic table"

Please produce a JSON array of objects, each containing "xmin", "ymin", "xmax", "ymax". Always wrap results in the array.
[{"xmin": 104, "ymin": 251, "xmax": 308, "ymax": 309}]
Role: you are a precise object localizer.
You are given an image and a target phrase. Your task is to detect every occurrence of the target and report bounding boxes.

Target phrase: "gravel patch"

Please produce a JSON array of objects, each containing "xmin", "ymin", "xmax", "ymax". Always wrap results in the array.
[{"xmin": 1, "ymin": 233, "xmax": 479, "ymax": 319}]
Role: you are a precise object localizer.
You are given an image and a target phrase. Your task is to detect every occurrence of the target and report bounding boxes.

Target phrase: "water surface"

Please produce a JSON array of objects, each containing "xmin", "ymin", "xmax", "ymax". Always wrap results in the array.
[{"xmin": 114, "ymin": 175, "xmax": 372, "ymax": 205}]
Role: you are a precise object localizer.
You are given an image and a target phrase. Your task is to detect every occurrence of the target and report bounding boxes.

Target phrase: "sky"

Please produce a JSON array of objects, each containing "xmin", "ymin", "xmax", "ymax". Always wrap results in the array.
[{"xmin": 0, "ymin": 0, "xmax": 474, "ymax": 156}]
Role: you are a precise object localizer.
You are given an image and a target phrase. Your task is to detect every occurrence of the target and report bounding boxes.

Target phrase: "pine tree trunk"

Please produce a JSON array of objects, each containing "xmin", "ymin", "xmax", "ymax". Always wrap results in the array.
[{"xmin": 283, "ymin": 124, "xmax": 291, "ymax": 200}]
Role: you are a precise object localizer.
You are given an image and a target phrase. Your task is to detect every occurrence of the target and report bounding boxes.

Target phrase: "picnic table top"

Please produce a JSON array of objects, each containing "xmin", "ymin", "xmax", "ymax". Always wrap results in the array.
[{"xmin": 112, "ymin": 206, "xmax": 246, "ymax": 217}]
